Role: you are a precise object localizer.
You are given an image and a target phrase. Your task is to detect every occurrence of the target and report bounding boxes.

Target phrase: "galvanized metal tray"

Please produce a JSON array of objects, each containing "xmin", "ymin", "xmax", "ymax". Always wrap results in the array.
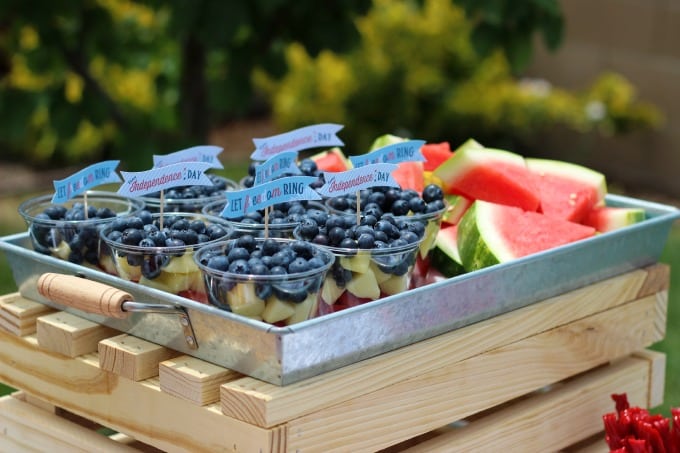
[{"xmin": 1, "ymin": 194, "xmax": 678, "ymax": 385}]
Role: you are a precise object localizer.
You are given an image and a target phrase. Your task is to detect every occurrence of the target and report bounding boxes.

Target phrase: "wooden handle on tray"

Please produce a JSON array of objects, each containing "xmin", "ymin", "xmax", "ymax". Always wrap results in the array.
[{"xmin": 37, "ymin": 273, "xmax": 132, "ymax": 319}]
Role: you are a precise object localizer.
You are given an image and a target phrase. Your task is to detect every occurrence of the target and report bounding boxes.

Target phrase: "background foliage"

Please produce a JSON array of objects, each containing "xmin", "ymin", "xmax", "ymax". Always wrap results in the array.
[
  {"xmin": 256, "ymin": 0, "xmax": 662, "ymax": 154},
  {"xmin": 0, "ymin": 0, "xmax": 661, "ymax": 169}
]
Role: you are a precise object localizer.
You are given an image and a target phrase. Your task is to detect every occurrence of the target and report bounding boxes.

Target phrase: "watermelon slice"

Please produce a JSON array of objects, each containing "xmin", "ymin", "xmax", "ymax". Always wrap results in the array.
[
  {"xmin": 393, "ymin": 161, "xmax": 425, "ymax": 193},
  {"xmin": 457, "ymin": 200, "xmax": 597, "ymax": 271},
  {"xmin": 582, "ymin": 206, "xmax": 645, "ymax": 232},
  {"xmin": 430, "ymin": 224, "xmax": 465, "ymax": 277},
  {"xmin": 433, "ymin": 145, "xmax": 541, "ymax": 212},
  {"xmin": 422, "ymin": 142, "xmax": 453, "ymax": 171},
  {"xmin": 526, "ymin": 158, "xmax": 607, "ymax": 223},
  {"xmin": 441, "ymin": 194, "xmax": 472, "ymax": 225},
  {"xmin": 310, "ymin": 147, "xmax": 352, "ymax": 172}
]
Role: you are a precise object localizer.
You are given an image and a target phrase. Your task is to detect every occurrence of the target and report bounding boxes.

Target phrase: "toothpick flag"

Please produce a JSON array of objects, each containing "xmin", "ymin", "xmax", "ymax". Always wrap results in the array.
[
  {"xmin": 349, "ymin": 140, "xmax": 425, "ymax": 168},
  {"xmin": 253, "ymin": 151, "xmax": 301, "ymax": 186},
  {"xmin": 315, "ymin": 163, "xmax": 399, "ymax": 198},
  {"xmin": 219, "ymin": 176, "xmax": 321, "ymax": 219},
  {"xmin": 51, "ymin": 160, "xmax": 122, "ymax": 203},
  {"xmin": 250, "ymin": 123, "xmax": 344, "ymax": 161},
  {"xmin": 152, "ymin": 145, "xmax": 224, "ymax": 169},
  {"xmin": 117, "ymin": 162, "xmax": 214, "ymax": 197}
]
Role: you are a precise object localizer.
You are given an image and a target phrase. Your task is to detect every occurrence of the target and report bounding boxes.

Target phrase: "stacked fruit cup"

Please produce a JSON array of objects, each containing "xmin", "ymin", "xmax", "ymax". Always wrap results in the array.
[
  {"xmin": 99, "ymin": 210, "xmax": 233, "ymax": 303},
  {"xmin": 17, "ymin": 191, "xmax": 147, "ymax": 274},
  {"xmin": 293, "ymin": 210, "xmax": 425, "ymax": 315},
  {"xmin": 194, "ymin": 236, "xmax": 335, "ymax": 325},
  {"xmin": 324, "ymin": 184, "xmax": 448, "ymax": 287},
  {"xmin": 139, "ymin": 174, "xmax": 239, "ymax": 213}
]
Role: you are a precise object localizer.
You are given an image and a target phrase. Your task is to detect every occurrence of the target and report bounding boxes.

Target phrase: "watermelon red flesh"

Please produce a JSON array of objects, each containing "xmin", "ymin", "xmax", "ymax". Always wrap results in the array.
[
  {"xmin": 434, "ymin": 147, "xmax": 540, "ymax": 212},
  {"xmin": 422, "ymin": 142, "xmax": 453, "ymax": 171},
  {"xmin": 310, "ymin": 147, "xmax": 351, "ymax": 172},
  {"xmin": 393, "ymin": 161, "xmax": 425, "ymax": 193},
  {"xmin": 526, "ymin": 158, "xmax": 607, "ymax": 223},
  {"xmin": 458, "ymin": 200, "xmax": 596, "ymax": 271}
]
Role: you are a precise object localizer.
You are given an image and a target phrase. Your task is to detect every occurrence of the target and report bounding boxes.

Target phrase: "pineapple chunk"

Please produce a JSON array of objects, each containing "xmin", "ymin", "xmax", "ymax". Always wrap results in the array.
[
  {"xmin": 369, "ymin": 262, "xmax": 392, "ymax": 284},
  {"xmin": 339, "ymin": 251, "xmax": 371, "ymax": 273},
  {"xmin": 285, "ymin": 292, "xmax": 319, "ymax": 325},
  {"xmin": 163, "ymin": 253, "xmax": 197, "ymax": 274},
  {"xmin": 379, "ymin": 273, "xmax": 410, "ymax": 296},
  {"xmin": 262, "ymin": 297, "xmax": 296, "ymax": 324},
  {"xmin": 227, "ymin": 283, "xmax": 266, "ymax": 317},
  {"xmin": 321, "ymin": 276, "xmax": 345, "ymax": 305},
  {"xmin": 345, "ymin": 268, "xmax": 380, "ymax": 300}
]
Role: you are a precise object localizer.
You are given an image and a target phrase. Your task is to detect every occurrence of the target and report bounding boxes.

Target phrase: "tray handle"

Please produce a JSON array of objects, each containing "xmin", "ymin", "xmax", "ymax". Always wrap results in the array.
[{"xmin": 37, "ymin": 273, "xmax": 131, "ymax": 319}]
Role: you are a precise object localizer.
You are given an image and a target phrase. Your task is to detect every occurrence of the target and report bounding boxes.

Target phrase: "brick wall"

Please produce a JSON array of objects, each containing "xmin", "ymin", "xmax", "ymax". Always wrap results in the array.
[{"xmin": 526, "ymin": 0, "xmax": 680, "ymax": 197}]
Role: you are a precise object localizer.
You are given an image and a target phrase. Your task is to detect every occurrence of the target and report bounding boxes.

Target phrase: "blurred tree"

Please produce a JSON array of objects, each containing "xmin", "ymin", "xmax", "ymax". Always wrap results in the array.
[{"xmin": 0, "ymin": 0, "xmax": 370, "ymax": 169}]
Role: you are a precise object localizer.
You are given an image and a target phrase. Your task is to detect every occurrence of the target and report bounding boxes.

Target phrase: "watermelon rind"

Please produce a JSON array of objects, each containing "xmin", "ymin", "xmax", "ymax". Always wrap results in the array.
[
  {"xmin": 369, "ymin": 134, "xmax": 406, "ymax": 150},
  {"xmin": 457, "ymin": 202, "xmax": 506, "ymax": 271},
  {"xmin": 583, "ymin": 206, "xmax": 646, "ymax": 232}
]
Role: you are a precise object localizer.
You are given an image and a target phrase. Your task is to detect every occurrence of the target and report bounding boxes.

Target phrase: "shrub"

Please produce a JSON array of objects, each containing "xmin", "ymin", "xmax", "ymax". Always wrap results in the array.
[{"xmin": 254, "ymin": 0, "xmax": 663, "ymax": 154}]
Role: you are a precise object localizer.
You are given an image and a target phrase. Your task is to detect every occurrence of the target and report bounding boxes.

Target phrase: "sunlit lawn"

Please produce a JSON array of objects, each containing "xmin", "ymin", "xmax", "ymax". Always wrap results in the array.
[{"xmin": 0, "ymin": 173, "xmax": 678, "ymax": 418}]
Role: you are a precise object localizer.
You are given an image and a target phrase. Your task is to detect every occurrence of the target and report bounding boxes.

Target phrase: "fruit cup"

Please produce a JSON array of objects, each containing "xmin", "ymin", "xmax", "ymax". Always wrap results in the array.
[
  {"xmin": 194, "ymin": 236, "xmax": 335, "ymax": 325},
  {"xmin": 140, "ymin": 174, "xmax": 239, "ymax": 213},
  {"xmin": 294, "ymin": 212, "xmax": 424, "ymax": 316},
  {"xmin": 18, "ymin": 191, "xmax": 146, "ymax": 273},
  {"xmin": 202, "ymin": 199, "xmax": 329, "ymax": 239},
  {"xmin": 100, "ymin": 211, "xmax": 233, "ymax": 302},
  {"xmin": 324, "ymin": 184, "xmax": 448, "ymax": 283}
]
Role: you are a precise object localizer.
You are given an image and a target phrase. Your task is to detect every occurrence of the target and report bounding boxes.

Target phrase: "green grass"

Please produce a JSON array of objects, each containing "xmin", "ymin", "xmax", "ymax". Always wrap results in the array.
[{"xmin": 0, "ymin": 185, "xmax": 678, "ymax": 419}]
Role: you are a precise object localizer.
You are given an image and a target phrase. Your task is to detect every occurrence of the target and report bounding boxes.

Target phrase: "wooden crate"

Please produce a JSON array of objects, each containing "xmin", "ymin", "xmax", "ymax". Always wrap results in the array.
[{"xmin": 0, "ymin": 263, "xmax": 670, "ymax": 452}]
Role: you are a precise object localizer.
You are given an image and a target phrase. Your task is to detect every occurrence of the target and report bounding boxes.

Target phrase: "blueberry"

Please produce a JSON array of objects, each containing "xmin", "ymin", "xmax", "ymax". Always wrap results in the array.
[
  {"xmin": 44, "ymin": 205, "xmax": 67, "ymax": 220},
  {"xmin": 147, "ymin": 230, "xmax": 167, "ymax": 246},
  {"xmin": 138, "ymin": 210, "xmax": 153, "ymax": 225},
  {"xmin": 126, "ymin": 216, "xmax": 145, "ymax": 230},
  {"xmin": 339, "ymin": 238, "xmax": 358, "ymax": 249},
  {"xmin": 207, "ymin": 255, "xmax": 230, "ymax": 272},
  {"xmin": 250, "ymin": 263, "xmax": 270, "ymax": 275},
  {"xmin": 288, "ymin": 257, "xmax": 310, "ymax": 274},
  {"xmin": 68, "ymin": 249, "xmax": 84, "ymax": 265},
  {"xmin": 121, "ymin": 228, "xmax": 144, "ymax": 246},
  {"xmin": 298, "ymin": 218, "xmax": 319, "ymax": 239},
  {"xmin": 408, "ymin": 197, "xmax": 426, "ymax": 213},
  {"xmin": 261, "ymin": 238, "xmax": 280, "ymax": 256},
  {"xmin": 141, "ymin": 258, "xmax": 163, "ymax": 279},
  {"xmin": 391, "ymin": 199, "xmax": 410, "ymax": 216},
  {"xmin": 307, "ymin": 209, "xmax": 328, "ymax": 226},
  {"xmin": 96, "ymin": 207, "xmax": 116, "ymax": 219},
  {"xmin": 173, "ymin": 229, "xmax": 199, "ymax": 245},
  {"xmin": 269, "ymin": 265, "xmax": 287, "ymax": 276},
  {"xmin": 255, "ymin": 283, "xmax": 273, "ymax": 300},
  {"xmin": 400, "ymin": 230, "xmax": 420, "ymax": 244},
  {"xmin": 228, "ymin": 259, "xmax": 250, "ymax": 274},
  {"xmin": 236, "ymin": 234, "xmax": 256, "ymax": 251},
  {"xmin": 422, "ymin": 184, "xmax": 444, "ymax": 203},
  {"xmin": 328, "ymin": 227, "xmax": 346, "ymax": 246},
  {"xmin": 307, "ymin": 256, "xmax": 325, "ymax": 269},
  {"xmin": 271, "ymin": 249, "xmax": 295, "ymax": 268},
  {"xmin": 138, "ymin": 238, "xmax": 157, "ymax": 248},
  {"xmin": 426, "ymin": 199, "xmax": 446, "ymax": 213},
  {"xmin": 290, "ymin": 240, "xmax": 314, "ymax": 259},
  {"xmin": 228, "ymin": 247, "xmax": 250, "ymax": 262},
  {"xmin": 207, "ymin": 224, "xmax": 229, "ymax": 241},
  {"xmin": 312, "ymin": 234, "xmax": 329, "ymax": 246},
  {"xmin": 189, "ymin": 220, "xmax": 207, "ymax": 234},
  {"xmin": 357, "ymin": 233, "xmax": 375, "ymax": 249}
]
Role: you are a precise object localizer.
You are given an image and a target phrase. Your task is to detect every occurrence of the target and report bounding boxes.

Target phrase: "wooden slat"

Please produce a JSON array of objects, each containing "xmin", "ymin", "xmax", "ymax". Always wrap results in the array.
[
  {"xmin": 391, "ymin": 353, "xmax": 664, "ymax": 452},
  {"xmin": 0, "ymin": 394, "xmax": 140, "ymax": 453},
  {"xmin": 98, "ymin": 334, "xmax": 180, "ymax": 381},
  {"xmin": 37, "ymin": 311, "xmax": 118, "ymax": 357},
  {"xmin": 0, "ymin": 330, "xmax": 285, "ymax": 453},
  {"xmin": 0, "ymin": 293, "xmax": 56, "ymax": 336},
  {"xmin": 284, "ymin": 292, "xmax": 666, "ymax": 452},
  {"xmin": 634, "ymin": 349, "xmax": 667, "ymax": 408},
  {"xmin": 221, "ymin": 265, "xmax": 664, "ymax": 428},
  {"xmin": 159, "ymin": 355, "xmax": 241, "ymax": 406}
]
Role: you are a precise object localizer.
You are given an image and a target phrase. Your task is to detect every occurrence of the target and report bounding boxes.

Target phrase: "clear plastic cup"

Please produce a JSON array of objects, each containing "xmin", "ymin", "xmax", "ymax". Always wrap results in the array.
[
  {"xmin": 100, "ymin": 211, "xmax": 233, "ymax": 302},
  {"xmin": 202, "ymin": 200, "xmax": 329, "ymax": 239},
  {"xmin": 17, "ymin": 191, "xmax": 146, "ymax": 273},
  {"xmin": 293, "ymin": 219, "xmax": 423, "ymax": 316},
  {"xmin": 324, "ymin": 187, "xmax": 447, "ymax": 282},
  {"xmin": 140, "ymin": 174, "xmax": 239, "ymax": 213},
  {"xmin": 194, "ymin": 237, "xmax": 335, "ymax": 325}
]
